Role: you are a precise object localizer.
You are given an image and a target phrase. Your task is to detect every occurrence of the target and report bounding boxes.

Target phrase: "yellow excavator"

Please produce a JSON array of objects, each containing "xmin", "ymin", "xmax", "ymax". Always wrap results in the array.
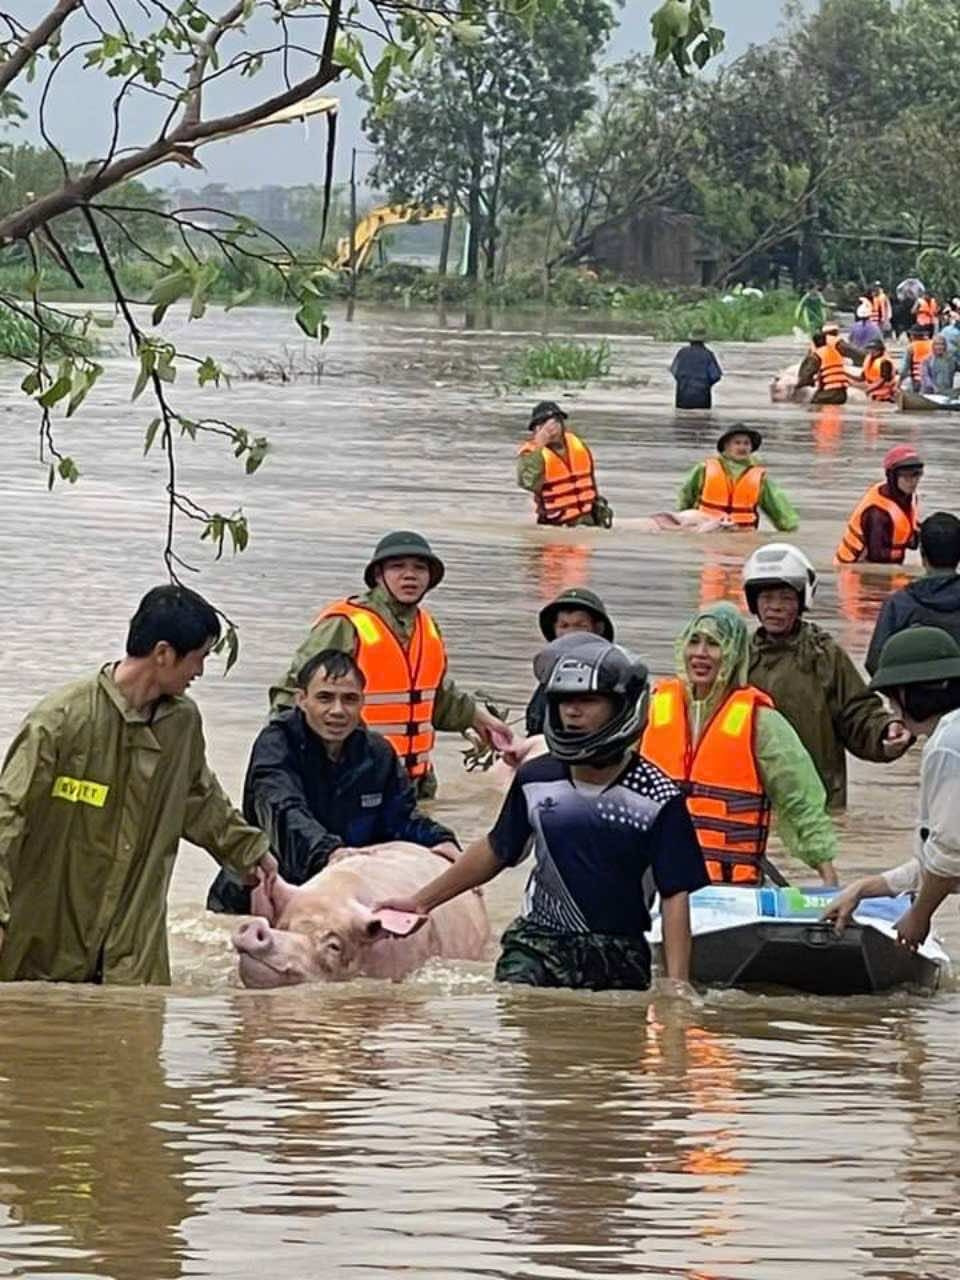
[{"xmin": 333, "ymin": 204, "xmax": 451, "ymax": 272}]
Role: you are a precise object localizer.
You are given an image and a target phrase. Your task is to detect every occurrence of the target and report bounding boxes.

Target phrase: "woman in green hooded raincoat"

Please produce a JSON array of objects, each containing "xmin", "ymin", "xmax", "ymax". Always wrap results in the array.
[{"xmin": 641, "ymin": 601, "xmax": 838, "ymax": 885}]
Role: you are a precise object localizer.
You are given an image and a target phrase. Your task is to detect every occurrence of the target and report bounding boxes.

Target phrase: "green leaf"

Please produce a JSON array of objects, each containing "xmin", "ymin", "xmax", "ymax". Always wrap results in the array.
[
  {"xmin": 218, "ymin": 624, "xmax": 240, "ymax": 676},
  {"xmin": 196, "ymin": 356, "xmax": 222, "ymax": 387},
  {"xmin": 224, "ymin": 287, "xmax": 255, "ymax": 311},
  {"xmin": 147, "ymin": 270, "xmax": 191, "ymax": 325},
  {"xmin": 333, "ymin": 36, "xmax": 365, "ymax": 80},
  {"xmin": 57, "ymin": 456, "xmax": 80, "ymax": 484},
  {"xmin": 37, "ymin": 375, "xmax": 71, "ymax": 408},
  {"xmin": 294, "ymin": 295, "xmax": 327, "ymax": 339},
  {"xmin": 143, "ymin": 417, "xmax": 162, "ymax": 455},
  {"xmin": 20, "ymin": 370, "xmax": 40, "ymax": 395}
]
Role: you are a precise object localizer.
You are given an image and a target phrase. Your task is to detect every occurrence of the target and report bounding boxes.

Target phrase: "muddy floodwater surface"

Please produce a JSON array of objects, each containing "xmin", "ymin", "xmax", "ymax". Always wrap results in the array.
[{"xmin": 1, "ymin": 304, "xmax": 959, "ymax": 1279}]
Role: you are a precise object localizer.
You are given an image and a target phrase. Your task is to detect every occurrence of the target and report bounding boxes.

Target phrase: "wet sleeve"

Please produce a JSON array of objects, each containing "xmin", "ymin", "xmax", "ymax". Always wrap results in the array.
[
  {"xmin": 759, "ymin": 474, "xmax": 799, "ymax": 532},
  {"xmin": 919, "ymin": 745, "xmax": 960, "ymax": 880},
  {"xmin": 517, "ymin": 449, "xmax": 545, "ymax": 494},
  {"xmin": 381, "ymin": 753, "xmax": 458, "ymax": 849},
  {"xmin": 268, "ymin": 615, "xmax": 358, "ymax": 712},
  {"xmin": 678, "ymin": 462, "xmax": 705, "ymax": 511},
  {"xmin": 795, "ymin": 354, "xmax": 820, "ymax": 388},
  {"xmin": 865, "ymin": 597, "xmax": 897, "ymax": 676},
  {"xmin": 183, "ymin": 721, "xmax": 270, "ymax": 875},
  {"xmin": 648, "ymin": 795, "xmax": 709, "ymax": 898},
  {"xmin": 707, "ymin": 354, "xmax": 723, "ymax": 384},
  {"xmin": 244, "ymin": 728, "xmax": 343, "ymax": 881},
  {"xmin": 754, "ymin": 708, "xmax": 838, "ymax": 868},
  {"xmin": 884, "ymin": 858, "xmax": 921, "ymax": 895},
  {"xmin": 488, "ymin": 775, "xmax": 533, "ymax": 866},
  {"xmin": 899, "ymin": 350, "xmax": 912, "ymax": 381},
  {"xmin": 430, "ymin": 626, "xmax": 478, "ymax": 734},
  {"xmin": 860, "ymin": 506, "xmax": 894, "ymax": 564},
  {"xmin": 669, "ymin": 352, "xmax": 680, "ymax": 378},
  {"xmin": 0, "ymin": 715, "xmax": 59, "ymax": 926},
  {"xmin": 827, "ymin": 640, "xmax": 891, "ymax": 761}
]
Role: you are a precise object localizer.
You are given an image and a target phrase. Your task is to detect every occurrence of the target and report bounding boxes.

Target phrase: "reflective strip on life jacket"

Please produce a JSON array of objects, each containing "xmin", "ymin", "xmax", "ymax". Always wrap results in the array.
[
  {"xmin": 909, "ymin": 338, "xmax": 933, "ymax": 384},
  {"xmin": 697, "ymin": 458, "xmax": 766, "ymax": 529},
  {"xmin": 315, "ymin": 598, "xmax": 447, "ymax": 780},
  {"xmin": 640, "ymin": 677, "xmax": 774, "ymax": 885},
  {"xmin": 834, "ymin": 483, "xmax": 918, "ymax": 565},
  {"xmin": 817, "ymin": 344, "xmax": 849, "ymax": 390},
  {"xmin": 862, "ymin": 352, "xmax": 896, "ymax": 402},
  {"xmin": 536, "ymin": 432, "xmax": 598, "ymax": 525}
]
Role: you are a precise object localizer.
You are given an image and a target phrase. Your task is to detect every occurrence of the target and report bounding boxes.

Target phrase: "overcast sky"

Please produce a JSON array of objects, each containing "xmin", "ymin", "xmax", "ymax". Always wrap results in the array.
[{"xmin": 8, "ymin": 0, "xmax": 811, "ymax": 190}]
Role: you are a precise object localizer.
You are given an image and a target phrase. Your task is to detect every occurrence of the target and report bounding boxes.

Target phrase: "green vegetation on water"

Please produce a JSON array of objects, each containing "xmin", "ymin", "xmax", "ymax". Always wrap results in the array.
[{"xmin": 506, "ymin": 338, "xmax": 612, "ymax": 388}]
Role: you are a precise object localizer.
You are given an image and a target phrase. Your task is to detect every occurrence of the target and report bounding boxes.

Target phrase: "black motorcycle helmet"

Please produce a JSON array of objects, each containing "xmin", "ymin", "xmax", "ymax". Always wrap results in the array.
[{"xmin": 534, "ymin": 633, "xmax": 649, "ymax": 765}]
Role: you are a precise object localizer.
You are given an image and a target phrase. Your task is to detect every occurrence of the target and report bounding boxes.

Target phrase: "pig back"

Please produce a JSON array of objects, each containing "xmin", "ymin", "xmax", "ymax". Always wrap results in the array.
[{"xmin": 323, "ymin": 843, "xmax": 491, "ymax": 977}]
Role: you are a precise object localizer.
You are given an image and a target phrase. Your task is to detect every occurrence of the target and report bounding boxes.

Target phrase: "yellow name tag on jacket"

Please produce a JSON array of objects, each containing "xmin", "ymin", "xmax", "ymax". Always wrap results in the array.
[{"xmin": 51, "ymin": 776, "xmax": 110, "ymax": 808}]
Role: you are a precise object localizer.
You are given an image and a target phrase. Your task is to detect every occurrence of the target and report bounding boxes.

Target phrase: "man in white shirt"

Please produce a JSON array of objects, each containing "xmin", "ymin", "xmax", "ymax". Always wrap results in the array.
[{"xmin": 824, "ymin": 627, "xmax": 960, "ymax": 945}]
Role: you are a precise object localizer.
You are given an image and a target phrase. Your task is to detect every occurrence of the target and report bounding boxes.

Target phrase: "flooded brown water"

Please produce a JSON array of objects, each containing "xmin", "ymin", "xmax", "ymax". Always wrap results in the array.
[{"xmin": 2, "ymin": 304, "xmax": 959, "ymax": 1279}]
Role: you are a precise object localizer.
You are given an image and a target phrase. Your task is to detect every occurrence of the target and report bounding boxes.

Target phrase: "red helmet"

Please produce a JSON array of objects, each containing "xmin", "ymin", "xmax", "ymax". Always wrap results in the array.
[{"xmin": 883, "ymin": 444, "xmax": 923, "ymax": 473}]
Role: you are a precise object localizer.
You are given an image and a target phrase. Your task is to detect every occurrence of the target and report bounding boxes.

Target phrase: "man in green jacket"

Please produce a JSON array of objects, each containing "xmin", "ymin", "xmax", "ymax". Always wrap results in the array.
[
  {"xmin": 677, "ymin": 426, "xmax": 799, "ymax": 532},
  {"xmin": 0, "ymin": 585, "xmax": 274, "ymax": 985},
  {"xmin": 270, "ymin": 531, "xmax": 510, "ymax": 798},
  {"xmin": 742, "ymin": 544, "xmax": 913, "ymax": 810}
]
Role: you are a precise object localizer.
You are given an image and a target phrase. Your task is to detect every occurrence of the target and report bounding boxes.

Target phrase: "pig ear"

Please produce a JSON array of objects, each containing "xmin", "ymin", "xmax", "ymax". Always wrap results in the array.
[
  {"xmin": 250, "ymin": 867, "xmax": 298, "ymax": 925},
  {"xmin": 367, "ymin": 909, "xmax": 428, "ymax": 939}
]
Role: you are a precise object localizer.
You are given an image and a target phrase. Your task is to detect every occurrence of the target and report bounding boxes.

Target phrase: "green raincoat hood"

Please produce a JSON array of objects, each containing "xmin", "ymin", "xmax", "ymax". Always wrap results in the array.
[{"xmin": 675, "ymin": 601, "xmax": 749, "ymax": 730}]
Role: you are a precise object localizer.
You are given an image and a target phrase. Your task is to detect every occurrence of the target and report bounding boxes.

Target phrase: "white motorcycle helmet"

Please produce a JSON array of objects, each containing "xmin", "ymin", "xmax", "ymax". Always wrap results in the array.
[{"xmin": 743, "ymin": 543, "xmax": 818, "ymax": 615}]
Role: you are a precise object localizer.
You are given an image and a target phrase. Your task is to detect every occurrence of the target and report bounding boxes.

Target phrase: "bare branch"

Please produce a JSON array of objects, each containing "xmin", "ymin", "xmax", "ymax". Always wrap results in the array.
[
  {"xmin": 182, "ymin": 2, "xmax": 247, "ymax": 127},
  {"xmin": 0, "ymin": 0, "xmax": 82, "ymax": 98}
]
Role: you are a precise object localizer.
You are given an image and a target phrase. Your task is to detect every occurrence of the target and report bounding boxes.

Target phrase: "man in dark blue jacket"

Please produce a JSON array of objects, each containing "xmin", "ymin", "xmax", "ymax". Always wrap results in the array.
[
  {"xmin": 866, "ymin": 513, "xmax": 960, "ymax": 675},
  {"xmin": 670, "ymin": 328, "xmax": 723, "ymax": 409},
  {"xmin": 208, "ymin": 650, "xmax": 458, "ymax": 913}
]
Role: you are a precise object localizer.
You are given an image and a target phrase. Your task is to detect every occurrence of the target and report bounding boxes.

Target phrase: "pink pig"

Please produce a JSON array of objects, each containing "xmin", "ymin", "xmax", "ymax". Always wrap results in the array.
[{"xmin": 232, "ymin": 842, "xmax": 489, "ymax": 987}]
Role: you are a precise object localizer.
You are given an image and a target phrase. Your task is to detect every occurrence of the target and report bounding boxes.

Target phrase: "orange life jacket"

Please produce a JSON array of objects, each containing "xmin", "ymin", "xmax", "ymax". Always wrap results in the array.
[
  {"xmin": 522, "ymin": 431, "xmax": 597, "ymax": 526},
  {"xmin": 834, "ymin": 484, "xmax": 919, "ymax": 565},
  {"xmin": 870, "ymin": 291, "xmax": 890, "ymax": 327},
  {"xmin": 315, "ymin": 598, "xmax": 447, "ymax": 781},
  {"xmin": 862, "ymin": 352, "xmax": 896, "ymax": 402},
  {"xmin": 916, "ymin": 296, "xmax": 939, "ymax": 328},
  {"xmin": 640, "ymin": 678, "xmax": 773, "ymax": 885},
  {"xmin": 697, "ymin": 457, "xmax": 766, "ymax": 529},
  {"xmin": 909, "ymin": 337, "xmax": 933, "ymax": 384},
  {"xmin": 816, "ymin": 344, "xmax": 849, "ymax": 391}
]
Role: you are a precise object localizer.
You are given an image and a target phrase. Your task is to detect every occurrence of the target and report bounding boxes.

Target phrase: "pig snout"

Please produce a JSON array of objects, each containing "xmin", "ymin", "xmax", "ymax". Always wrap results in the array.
[
  {"xmin": 232, "ymin": 918, "xmax": 305, "ymax": 988},
  {"xmin": 233, "ymin": 918, "xmax": 273, "ymax": 957}
]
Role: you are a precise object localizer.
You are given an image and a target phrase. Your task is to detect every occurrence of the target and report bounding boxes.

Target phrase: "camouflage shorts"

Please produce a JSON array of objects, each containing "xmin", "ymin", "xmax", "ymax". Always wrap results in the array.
[{"xmin": 494, "ymin": 917, "xmax": 651, "ymax": 992}]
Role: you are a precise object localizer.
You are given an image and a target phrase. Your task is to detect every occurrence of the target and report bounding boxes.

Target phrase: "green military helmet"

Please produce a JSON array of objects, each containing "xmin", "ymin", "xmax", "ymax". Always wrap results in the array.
[
  {"xmin": 363, "ymin": 530, "xmax": 445, "ymax": 590},
  {"xmin": 869, "ymin": 626, "xmax": 960, "ymax": 691},
  {"xmin": 539, "ymin": 587, "xmax": 615, "ymax": 641}
]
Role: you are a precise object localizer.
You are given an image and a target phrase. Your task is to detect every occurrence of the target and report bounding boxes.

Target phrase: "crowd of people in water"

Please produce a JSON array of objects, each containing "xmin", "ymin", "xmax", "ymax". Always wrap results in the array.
[
  {"xmin": 3, "ymin": 305, "xmax": 960, "ymax": 992},
  {"xmin": 668, "ymin": 283, "xmax": 960, "ymax": 409}
]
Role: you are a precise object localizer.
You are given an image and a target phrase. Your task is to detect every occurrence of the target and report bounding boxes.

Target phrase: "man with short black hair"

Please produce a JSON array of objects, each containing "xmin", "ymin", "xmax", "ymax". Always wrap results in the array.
[
  {"xmin": 376, "ymin": 633, "xmax": 708, "ymax": 992},
  {"xmin": 209, "ymin": 649, "xmax": 459, "ymax": 913},
  {"xmin": 866, "ymin": 513, "xmax": 960, "ymax": 674},
  {"xmin": 517, "ymin": 401, "xmax": 611, "ymax": 528},
  {"xmin": 0, "ymin": 584, "xmax": 274, "ymax": 984},
  {"xmin": 271, "ymin": 531, "xmax": 510, "ymax": 798}
]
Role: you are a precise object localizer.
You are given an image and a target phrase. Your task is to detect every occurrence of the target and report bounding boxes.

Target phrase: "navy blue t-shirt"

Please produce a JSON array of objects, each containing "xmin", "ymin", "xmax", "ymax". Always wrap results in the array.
[{"xmin": 489, "ymin": 752, "xmax": 708, "ymax": 938}]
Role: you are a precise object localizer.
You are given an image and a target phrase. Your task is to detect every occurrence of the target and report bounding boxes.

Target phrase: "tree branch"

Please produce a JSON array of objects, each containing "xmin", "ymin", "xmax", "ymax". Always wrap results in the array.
[
  {"xmin": 182, "ymin": 1, "xmax": 247, "ymax": 127},
  {"xmin": 0, "ymin": 0, "xmax": 82, "ymax": 98},
  {"xmin": 0, "ymin": 63, "xmax": 341, "ymax": 244}
]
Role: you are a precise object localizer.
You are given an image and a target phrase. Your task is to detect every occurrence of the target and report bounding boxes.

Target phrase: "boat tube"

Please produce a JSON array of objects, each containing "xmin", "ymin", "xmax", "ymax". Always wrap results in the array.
[
  {"xmin": 649, "ymin": 885, "xmax": 949, "ymax": 995},
  {"xmin": 898, "ymin": 390, "xmax": 960, "ymax": 412}
]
